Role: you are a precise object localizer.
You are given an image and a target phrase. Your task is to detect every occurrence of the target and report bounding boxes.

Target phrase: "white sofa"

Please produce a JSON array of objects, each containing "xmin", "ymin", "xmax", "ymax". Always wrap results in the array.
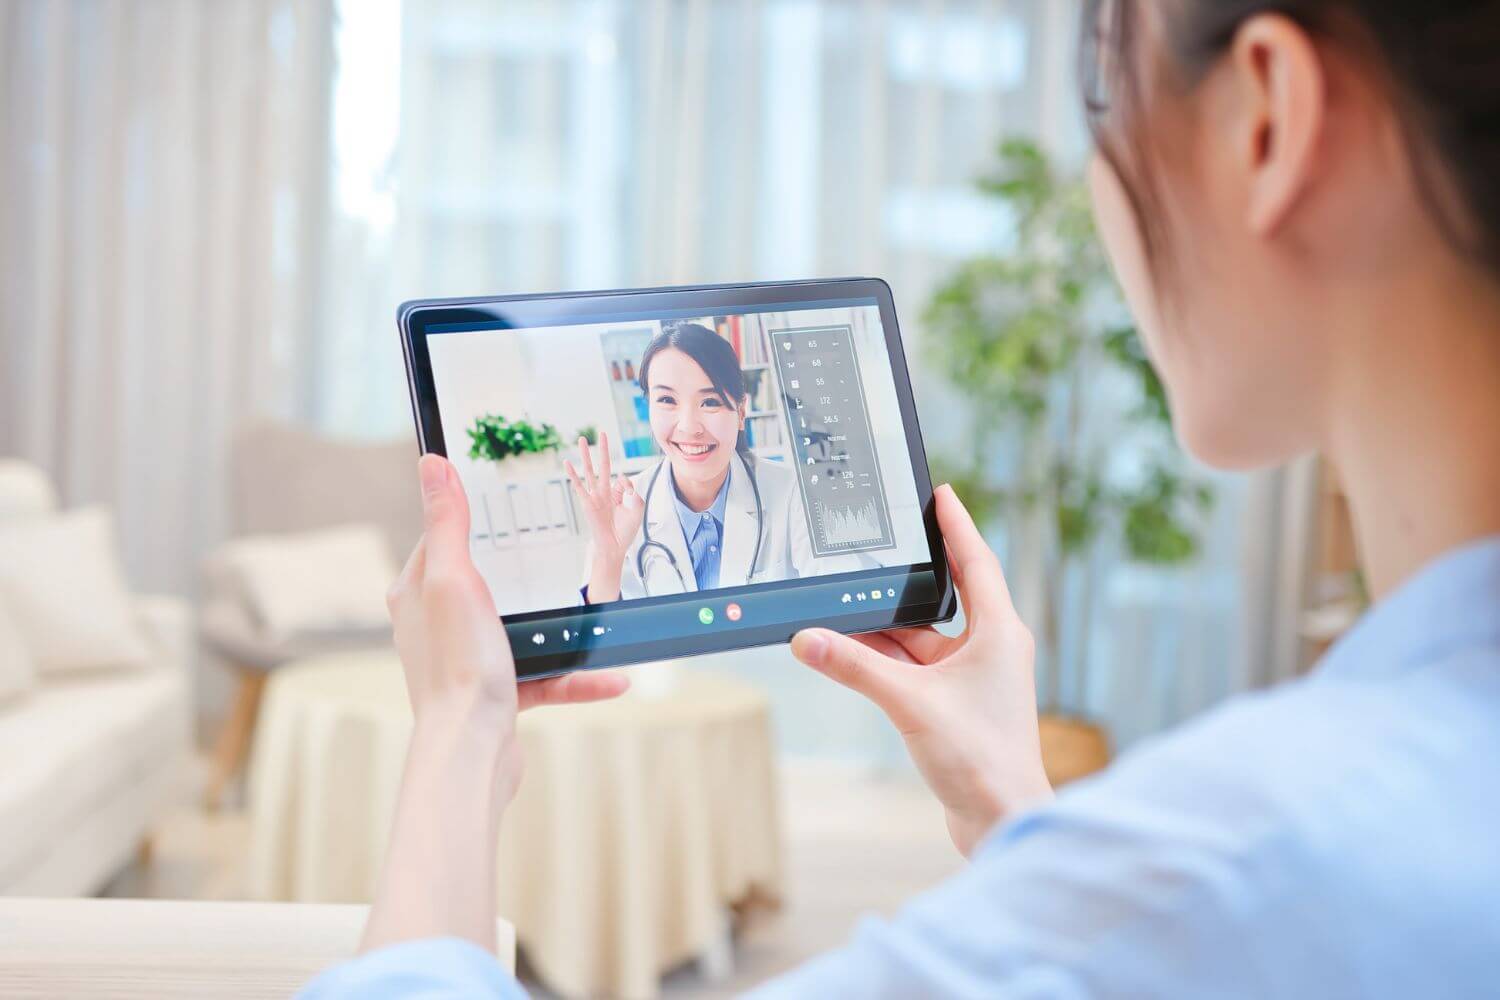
[{"xmin": 0, "ymin": 461, "xmax": 193, "ymax": 896}]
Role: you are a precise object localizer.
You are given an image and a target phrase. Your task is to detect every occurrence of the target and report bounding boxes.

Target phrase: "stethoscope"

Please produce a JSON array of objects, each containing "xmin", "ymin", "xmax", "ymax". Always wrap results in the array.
[{"xmin": 636, "ymin": 452, "xmax": 765, "ymax": 595}]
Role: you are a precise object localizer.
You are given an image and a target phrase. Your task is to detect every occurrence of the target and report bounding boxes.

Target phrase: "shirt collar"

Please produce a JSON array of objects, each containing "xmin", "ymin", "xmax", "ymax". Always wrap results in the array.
[
  {"xmin": 669, "ymin": 461, "xmax": 732, "ymax": 540},
  {"xmin": 1319, "ymin": 534, "xmax": 1500, "ymax": 681}
]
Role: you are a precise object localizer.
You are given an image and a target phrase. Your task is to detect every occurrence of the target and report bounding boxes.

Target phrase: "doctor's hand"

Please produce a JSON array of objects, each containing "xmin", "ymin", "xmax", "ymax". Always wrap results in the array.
[
  {"xmin": 565, "ymin": 432, "xmax": 646, "ymax": 603},
  {"xmin": 790, "ymin": 485, "xmax": 1052, "ymax": 857},
  {"xmin": 365, "ymin": 454, "xmax": 629, "ymax": 955}
]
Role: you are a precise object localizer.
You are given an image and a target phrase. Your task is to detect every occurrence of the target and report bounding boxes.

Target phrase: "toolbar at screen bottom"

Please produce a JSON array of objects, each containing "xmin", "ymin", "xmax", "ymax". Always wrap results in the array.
[{"xmin": 505, "ymin": 569, "xmax": 938, "ymax": 657}]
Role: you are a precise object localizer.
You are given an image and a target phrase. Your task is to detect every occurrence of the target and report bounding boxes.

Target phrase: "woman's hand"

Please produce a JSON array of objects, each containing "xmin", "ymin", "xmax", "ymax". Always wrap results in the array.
[
  {"xmin": 564, "ymin": 432, "xmax": 646, "ymax": 603},
  {"xmin": 363, "ymin": 454, "xmax": 629, "ymax": 955},
  {"xmin": 389, "ymin": 453, "xmax": 631, "ymax": 722},
  {"xmin": 790, "ymin": 485, "xmax": 1051, "ymax": 857}
]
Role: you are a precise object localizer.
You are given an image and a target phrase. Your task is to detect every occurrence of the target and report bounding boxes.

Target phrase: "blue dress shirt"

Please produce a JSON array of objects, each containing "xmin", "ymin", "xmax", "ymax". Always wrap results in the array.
[
  {"xmin": 301, "ymin": 536, "xmax": 1500, "ymax": 999},
  {"xmin": 670, "ymin": 466, "xmax": 730, "ymax": 591},
  {"xmin": 580, "ymin": 464, "xmax": 731, "ymax": 603}
]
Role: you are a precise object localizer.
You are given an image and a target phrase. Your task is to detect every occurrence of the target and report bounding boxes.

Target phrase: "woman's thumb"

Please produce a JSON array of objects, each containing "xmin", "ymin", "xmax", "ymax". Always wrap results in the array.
[
  {"xmin": 418, "ymin": 455, "xmax": 470, "ymax": 563},
  {"xmin": 621, "ymin": 480, "xmax": 644, "ymax": 512},
  {"xmin": 419, "ymin": 454, "xmax": 448, "ymax": 505},
  {"xmin": 791, "ymin": 628, "xmax": 906, "ymax": 713}
]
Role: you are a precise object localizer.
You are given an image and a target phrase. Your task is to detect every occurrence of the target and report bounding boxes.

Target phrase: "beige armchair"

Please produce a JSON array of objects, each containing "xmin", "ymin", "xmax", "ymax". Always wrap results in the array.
[
  {"xmin": 201, "ymin": 422, "xmax": 421, "ymax": 808},
  {"xmin": 0, "ymin": 898, "xmax": 514, "ymax": 999}
]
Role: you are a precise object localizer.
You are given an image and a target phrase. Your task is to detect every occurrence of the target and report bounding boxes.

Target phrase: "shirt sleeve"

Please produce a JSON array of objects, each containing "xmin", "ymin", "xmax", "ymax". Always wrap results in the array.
[
  {"xmin": 297, "ymin": 938, "xmax": 527, "ymax": 1000},
  {"xmin": 741, "ymin": 723, "xmax": 1314, "ymax": 1000},
  {"xmin": 298, "ymin": 695, "xmax": 1320, "ymax": 1000}
]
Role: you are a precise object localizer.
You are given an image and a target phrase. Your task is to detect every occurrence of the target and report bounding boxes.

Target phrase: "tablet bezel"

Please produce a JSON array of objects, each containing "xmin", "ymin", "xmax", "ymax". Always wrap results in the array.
[{"xmin": 399, "ymin": 277, "xmax": 957, "ymax": 678}]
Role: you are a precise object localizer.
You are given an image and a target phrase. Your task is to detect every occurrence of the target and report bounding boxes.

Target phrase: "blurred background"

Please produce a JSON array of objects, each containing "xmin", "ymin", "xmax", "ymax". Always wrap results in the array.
[{"xmin": 0, "ymin": 1, "xmax": 1364, "ymax": 997}]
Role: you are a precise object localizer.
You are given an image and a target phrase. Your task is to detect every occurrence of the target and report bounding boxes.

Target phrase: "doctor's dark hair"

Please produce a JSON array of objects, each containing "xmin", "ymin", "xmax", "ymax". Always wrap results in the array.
[
  {"xmin": 1082, "ymin": 0, "xmax": 1500, "ymax": 282},
  {"xmin": 638, "ymin": 323, "xmax": 751, "ymax": 454}
]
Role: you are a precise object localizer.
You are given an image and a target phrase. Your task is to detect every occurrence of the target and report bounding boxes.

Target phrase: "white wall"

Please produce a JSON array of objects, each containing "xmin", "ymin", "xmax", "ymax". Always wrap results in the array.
[
  {"xmin": 428, "ymin": 323, "xmax": 656, "ymax": 614},
  {"xmin": 428, "ymin": 323, "xmax": 640, "ymax": 479}
]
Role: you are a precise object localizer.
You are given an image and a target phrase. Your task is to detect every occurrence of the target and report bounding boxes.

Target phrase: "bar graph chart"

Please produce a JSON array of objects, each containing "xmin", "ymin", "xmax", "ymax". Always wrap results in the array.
[{"xmin": 817, "ymin": 497, "xmax": 886, "ymax": 547}]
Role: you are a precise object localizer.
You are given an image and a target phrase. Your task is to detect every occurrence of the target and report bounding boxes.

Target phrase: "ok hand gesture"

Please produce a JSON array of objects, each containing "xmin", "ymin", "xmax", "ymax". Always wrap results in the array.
[{"xmin": 564, "ymin": 432, "xmax": 646, "ymax": 603}]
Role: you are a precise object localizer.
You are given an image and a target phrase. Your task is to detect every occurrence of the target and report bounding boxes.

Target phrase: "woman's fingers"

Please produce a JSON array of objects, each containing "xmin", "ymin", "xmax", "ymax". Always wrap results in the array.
[
  {"xmin": 598, "ymin": 431, "xmax": 612, "ymax": 488},
  {"xmin": 883, "ymin": 625, "xmax": 948, "ymax": 664},
  {"xmin": 935, "ymin": 484, "xmax": 1012, "ymax": 625},
  {"xmin": 792, "ymin": 628, "xmax": 914, "ymax": 725},
  {"xmin": 392, "ymin": 534, "xmax": 427, "ymax": 598},
  {"xmin": 577, "ymin": 436, "xmax": 598, "ymax": 492},
  {"xmin": 620, "ymin": 477, "xmax": 644, "ymax": 516},
  {"xmin": 845, "ymin": 624, "xmax": 950, "ymax": 673},
  {"xmin": 518, "ymin": 670, "xmax": 631, "ymax": 711},
  {"xmin": 418, "ymin": 455, "xmax": 471, "ymax": 579},
  {"xmin": 564, "ymin": 460, "xmax": 590, "ymax": 501},
  {"xmin": 854, "ymin": 631, "xmax": 920, "ymax": 665}
]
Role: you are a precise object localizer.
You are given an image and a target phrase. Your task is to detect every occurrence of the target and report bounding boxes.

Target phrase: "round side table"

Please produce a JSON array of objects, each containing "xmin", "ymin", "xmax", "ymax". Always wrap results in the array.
[{"xmin": 247, "ymin": 652, "xmax": 782, "ymax": 1000}]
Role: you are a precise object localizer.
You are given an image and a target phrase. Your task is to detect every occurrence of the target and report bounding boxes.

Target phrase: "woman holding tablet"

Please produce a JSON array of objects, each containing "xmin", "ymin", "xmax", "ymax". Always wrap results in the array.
[
  {"xmin": 309, "ymin": 1, "xmax": 1500, "ymax": 996},
  {"xmin": 564, "ymin": 323, "xmax": 842, "ymax": 603}
]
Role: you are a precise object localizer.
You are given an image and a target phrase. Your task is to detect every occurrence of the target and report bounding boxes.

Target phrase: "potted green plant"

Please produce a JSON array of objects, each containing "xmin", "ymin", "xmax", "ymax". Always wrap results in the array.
[
  {"xmin": 466, "ymin": 413, "xmax": 563, "ymax": 478},
  {"xmin": 924, "ymin": 138, "xmax": 1213, "ymax": 782}
]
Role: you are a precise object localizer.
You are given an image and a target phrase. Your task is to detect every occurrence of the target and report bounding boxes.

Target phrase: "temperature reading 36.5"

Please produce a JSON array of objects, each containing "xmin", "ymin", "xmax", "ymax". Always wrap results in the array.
[{"xmin": 770, "ymin": 324, "xmax": 896, "ymax": 556}]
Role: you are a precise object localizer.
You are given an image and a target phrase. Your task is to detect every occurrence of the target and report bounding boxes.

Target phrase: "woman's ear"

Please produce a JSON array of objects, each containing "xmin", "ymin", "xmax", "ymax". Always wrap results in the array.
[{"xmin": 1230, "ymin": 13, "xmax": 1327, "ymax": 236}]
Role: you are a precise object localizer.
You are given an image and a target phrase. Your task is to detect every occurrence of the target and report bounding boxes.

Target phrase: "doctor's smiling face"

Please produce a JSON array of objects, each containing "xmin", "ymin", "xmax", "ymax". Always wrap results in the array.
[{"xmin": 639, "ymin": 325, "xmax": 747, "ymax": 506}]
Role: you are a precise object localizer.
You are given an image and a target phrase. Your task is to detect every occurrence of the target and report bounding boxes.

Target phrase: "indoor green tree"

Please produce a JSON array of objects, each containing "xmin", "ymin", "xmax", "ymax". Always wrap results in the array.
[{"xmin": 924, "ymin": 138, "xmax": 1213, "ymax": 720}]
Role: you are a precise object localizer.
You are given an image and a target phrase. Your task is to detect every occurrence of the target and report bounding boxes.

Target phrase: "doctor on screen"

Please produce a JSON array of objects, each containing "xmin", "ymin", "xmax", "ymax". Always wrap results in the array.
[{"xmin": 566, "ymin": 323, "xmax": 844, "ymax": 604}]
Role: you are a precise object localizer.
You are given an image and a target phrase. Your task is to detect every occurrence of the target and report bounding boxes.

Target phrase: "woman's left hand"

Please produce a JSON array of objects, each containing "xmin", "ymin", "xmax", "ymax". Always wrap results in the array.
[
  {"xmin": 389, "ymin": 454, "xmax": 631, "ymax": 728},
  {"xmin": 363, "ymin": 454, "xmax": 629, "ymax": 954}
]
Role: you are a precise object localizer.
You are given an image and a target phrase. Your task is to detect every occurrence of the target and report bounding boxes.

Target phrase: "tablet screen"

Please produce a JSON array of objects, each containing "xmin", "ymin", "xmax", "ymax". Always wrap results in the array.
[{"xmin": 405, "ymin": 282, "xmax": 951, "ymax": 675}]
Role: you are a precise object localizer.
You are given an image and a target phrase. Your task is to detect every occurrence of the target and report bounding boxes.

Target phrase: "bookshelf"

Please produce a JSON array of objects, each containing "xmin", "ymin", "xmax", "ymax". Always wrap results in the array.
[{"xmin": 600, "ymin": 328, "xmax": 659, "ymax": 474}]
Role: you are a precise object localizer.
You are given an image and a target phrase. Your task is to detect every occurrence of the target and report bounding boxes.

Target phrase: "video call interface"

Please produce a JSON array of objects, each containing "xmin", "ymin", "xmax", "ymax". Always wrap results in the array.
[{"xmin": 425, "ymin": 298, "xmax": 936, "ymax": 654}]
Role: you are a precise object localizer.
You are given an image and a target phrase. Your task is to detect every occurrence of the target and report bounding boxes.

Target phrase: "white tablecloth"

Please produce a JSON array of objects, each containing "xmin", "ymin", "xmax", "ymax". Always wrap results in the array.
[{"xmin": 247, "ymin": 652, "xmax": 782, "ymax": 999}]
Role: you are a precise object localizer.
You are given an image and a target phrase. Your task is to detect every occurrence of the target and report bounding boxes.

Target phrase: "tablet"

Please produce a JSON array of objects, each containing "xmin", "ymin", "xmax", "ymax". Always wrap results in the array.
[{"xmin": 398, "ymin": 277, "xmax": 955, "ymax": 679}]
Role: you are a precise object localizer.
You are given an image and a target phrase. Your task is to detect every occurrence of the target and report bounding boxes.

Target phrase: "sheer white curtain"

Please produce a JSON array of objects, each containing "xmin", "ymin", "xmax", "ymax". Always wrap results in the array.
[
  {"xmin": 0, "ymin": 0, "xmax": 1315, "ymax": 755},
  {"xmin": 312, "ymin": 0, "xmax": 1315, "ymax": 758},
  {"xmin": 0, "ymin": 0, "xmax": 333, "ymax": 595},
  {"xmin": 314, "ymin": 0, "xmax": 1080, "ymax": 435}
]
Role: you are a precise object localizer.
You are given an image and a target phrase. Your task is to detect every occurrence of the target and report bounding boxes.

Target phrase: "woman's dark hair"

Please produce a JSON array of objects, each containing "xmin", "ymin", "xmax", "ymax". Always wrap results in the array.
[
  {"xmin": 1082, "ymin": 1, "xmax": 1500, "ymax": 280},
  {"xmin": 638, "ymin": 323, "xmax": 751, "ymax": 454}
]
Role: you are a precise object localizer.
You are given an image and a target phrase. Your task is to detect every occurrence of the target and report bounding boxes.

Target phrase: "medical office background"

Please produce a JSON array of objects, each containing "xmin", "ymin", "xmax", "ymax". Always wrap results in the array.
[
  {"xmin": 429, "ymin": 302, "xmax": 930, "ymax": 615},
  {"xmin": 0, "ymin": 0, "xmax": 1324, "ymax": 775}
]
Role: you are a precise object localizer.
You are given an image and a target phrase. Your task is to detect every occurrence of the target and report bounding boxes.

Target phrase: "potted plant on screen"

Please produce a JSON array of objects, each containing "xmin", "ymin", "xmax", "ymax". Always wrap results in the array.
[
  {"xmin": 924, "ymin": 138, "xmax": 1214, "ymax": 785},
  {"xmin": 466, "ymin": 413, "xmax": 563, "ymax": 479}
]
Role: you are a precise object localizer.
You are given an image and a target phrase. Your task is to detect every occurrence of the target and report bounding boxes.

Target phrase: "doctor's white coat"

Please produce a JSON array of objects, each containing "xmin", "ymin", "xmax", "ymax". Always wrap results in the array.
[{"xmin": 579, "ymin": 451, "xmax": 859, "ymax": 602}]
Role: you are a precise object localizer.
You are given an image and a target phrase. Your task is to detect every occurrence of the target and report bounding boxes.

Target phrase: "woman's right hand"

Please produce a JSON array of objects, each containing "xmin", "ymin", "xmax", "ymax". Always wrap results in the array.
[
  {"xmin": 565, "ymin": 432, "xmax": 646, "ymax": 603},
  {"xmin": 790, "ymin": 485, "xmax": 1052, "ymax": 856}
]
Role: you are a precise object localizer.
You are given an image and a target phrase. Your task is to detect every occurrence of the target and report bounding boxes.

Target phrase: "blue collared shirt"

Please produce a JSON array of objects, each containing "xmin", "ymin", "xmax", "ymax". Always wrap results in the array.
[
  {"xmin": 301, "ymin": 536, "xmax": 1500, "ymax": 999},
  {"xmin": 669, "ymin": 465, "xmax": 729, "ymax": 591}
]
